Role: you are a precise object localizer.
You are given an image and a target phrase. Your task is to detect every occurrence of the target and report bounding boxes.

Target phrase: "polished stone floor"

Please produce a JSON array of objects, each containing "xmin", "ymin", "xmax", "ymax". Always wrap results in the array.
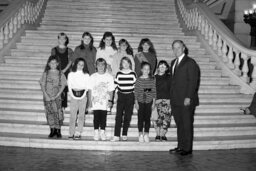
[{"xmin": 0, "ymin": 146, "xmax": 256, "ymax": 171}]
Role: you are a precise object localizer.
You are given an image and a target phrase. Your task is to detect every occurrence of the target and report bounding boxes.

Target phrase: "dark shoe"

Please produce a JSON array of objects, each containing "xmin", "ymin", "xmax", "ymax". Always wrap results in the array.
[
  {"xmin": 155, "ymin": 136, "xmax": 161, "ymax": 141},
  {"xmin": 68, "ymin": 135, "xmax": 74, "ymax": 139},
  {"xmin": 180, "ymin": 150, "xmax": 192, "ymax": 156},
  {"xmin": 161, "ymin": 136, "xmax": 168, "ymax": 141},
  {"xmin": 48, "ymin": 128, "xmax": 55, "ymax": 138},
  {"xmin": 169, "ymin": 147, "xmax": 182, "ymax": 153},
  {"xmin": 74, "ymin": 135, "xmax": 81, "ymax": 140},
  {"xmin": 56, "ymin": 129, "xmax": 62, "ymax": 138}
]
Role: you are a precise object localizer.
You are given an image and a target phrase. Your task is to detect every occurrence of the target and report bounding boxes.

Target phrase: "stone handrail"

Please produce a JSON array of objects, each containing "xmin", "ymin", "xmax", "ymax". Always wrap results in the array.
[
  {"xmin": 0, "ymin": 0, "xmax": 46, "ymax": 59},
  {"xmin": 177, "ymin": 0, "xmax": 255, "ymax": 93}
]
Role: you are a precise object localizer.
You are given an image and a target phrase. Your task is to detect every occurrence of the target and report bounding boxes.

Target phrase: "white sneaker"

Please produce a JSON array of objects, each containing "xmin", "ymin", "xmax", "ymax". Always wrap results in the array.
[
  {"xmin": 139, "ymin": 135, "xmax": 144, "ymax": 143},
  {"xmin": 100, "ymin": 130, "xmax": 107, "ymax": 141},
  {"xmin": 122, "ymin": 136, "xmax": 128, "ymax": 141},
  {"xmin": 111, "ymin": 136, "xmax": 120, "ymax": 142},
  {"xmin": 144, "ymin": 134, "xmax": 150, "ymax": 143},
  {"xmin": 94, "ymin": 130, "xmax": 99, "ymax": 141}
]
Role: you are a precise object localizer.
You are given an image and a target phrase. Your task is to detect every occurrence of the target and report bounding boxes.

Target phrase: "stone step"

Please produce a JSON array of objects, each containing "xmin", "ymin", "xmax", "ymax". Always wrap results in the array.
[
  {"xmin": 20, "ymin": 36, "xmax": 199, "ymax": 45},
  {"xmin": 47, "ymin": 0, "xmax": 175, "ymax": 7},
  {"xmin": 39, "ymin": 23, "xmax": 181, "ymax": 32},
  {"xmin": 9, "ymin": 49, "xmax": 208, "ymax": 57},
  {"xmin": 16, "ymin": 37, "xmax": 202, "ymax": 48},
  {"xmin": 42, "ymin": 16, "xmax": 179, "ymax": 24},
  {"xmin": 0, "ymin": 72, "xmax": 228, "ymax": 84},
  {"xmin": 40, "ymin": 21, "xmax": 181, "ymax": 30},
  {"xmin": 0, "ymin": 79, "xmax": 239, "ymax": 92},
  {"xmin": 4, "ymin": 57, "xmax": 211, "ymax": 66},
  {"xmin": 24, "ymin": 30, "xmax": 197, "ymax": 39},
  {"xmin": 0, "ymin": 88, "xmax": 249, "ymax": 100},
  {"xmin": 0, "ymin": 61, "xmax": 217, "ymax": 70},
  {"xmin": 1, "ymin": 133, "xmax": 256, "ymax": 151},
  {"xmin": 37, "ymin": 26, "xmax": 183, "ymax": 34},
  {"xmin": 0, "ymin": 121, "xmax": 256, "ymax": 141},
  {"xmin": 44, "ymin": 6, "xmax": 175, "ymax": 13},
  {"xmin": 0, "ymin": 112, "xmax": 255, "ymax": 127},
  {"xmin": 0, "ymin": 99, "xmax": 249, "ymax": 112}
]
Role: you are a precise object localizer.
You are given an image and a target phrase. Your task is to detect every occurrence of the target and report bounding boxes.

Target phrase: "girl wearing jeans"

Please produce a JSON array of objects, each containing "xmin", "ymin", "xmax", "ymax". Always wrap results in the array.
[{"xmin": 68, "ymin": 58, "xmax": 90, "ymax": 140}]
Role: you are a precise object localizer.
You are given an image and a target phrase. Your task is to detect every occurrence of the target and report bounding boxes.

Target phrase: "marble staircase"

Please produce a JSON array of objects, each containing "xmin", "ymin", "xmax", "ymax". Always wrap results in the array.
[{"xmin": 0, "ymin": 0, "xmax": 255, "ymax": 151}]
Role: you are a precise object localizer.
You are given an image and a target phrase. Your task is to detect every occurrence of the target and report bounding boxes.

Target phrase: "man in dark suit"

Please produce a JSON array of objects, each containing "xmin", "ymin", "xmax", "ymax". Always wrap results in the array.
[{"xmin": 169, "ymin": 40, "xmax": 200, "ymax": 156}]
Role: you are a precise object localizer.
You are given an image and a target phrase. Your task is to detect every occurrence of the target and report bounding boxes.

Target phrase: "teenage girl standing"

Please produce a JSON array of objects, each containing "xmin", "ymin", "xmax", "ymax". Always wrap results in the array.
[
  {"xmin": 111, "ymin": 39, "xmax": 135, "ymax": 76},
  {"xmin": 112, "ymin": 57, "xmax": 136, "ymax": 141},
  {"xmin": 96, "ymin": 32, "xmax": 118, "ymax": 73},
  {"xmin": 68, "ymin": 58, "xmax": 90, "ymax": 140},
  {"xmin": 134, "ymin": 38, "xmax": 157, "ymax": 76},
  {"xmin": 73, "ymin": 32, "xmax": 96, "ymax": 75},
  {"xmin": 134, "ymin": 62, "xmax": 156, "ymax": 143},
  {"xmin": 51, "ymin": 32, "xmax": 74, "ymax": 109},
  {"xmin": 39, "ymin": 55, "xmax": 67, "ymax": 138},
  {"xmin": 154, "ymin": 60, "xmax": 171, "ymax": 141}
]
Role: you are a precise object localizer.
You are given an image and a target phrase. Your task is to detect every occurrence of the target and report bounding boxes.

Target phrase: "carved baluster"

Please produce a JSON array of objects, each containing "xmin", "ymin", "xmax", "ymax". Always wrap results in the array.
[
  {"xmin": 0, "ymin": 27, "xmax": 4, "ymax": 49},
  {"xmin": 21, "ymin": 7, "xmax": 25, "ymax": 25},
  {"xmin": 198, "ymin": 15, "xmax": 202, "ymax": 31},
  {"xmin": 227, "ymin": 46, "xmax": 235, "ymax": 69},
  {"xmin": 222, "ymin": 41, "xmax": 228, "ymax": 62},
  {"xmin": 17, "ymin": 11, "xmax": 21, "ymax": 29},
  {"xmin": 201, "ymin": 17, "xmax": 205, "ymax": 35},
  {"xmin": 204, "ymin": 21, "xmax": 208, "ymax": 39},
  {"xmin": 212, "ymin": 30, "xmax": 217, "ymax": 50},
  {"xmin": 208, "ymin": 25, "xmax": 213, "ymax": 45},
  {"xmin": 233, "ymin": 49, "xmax": 241, "ymax": 76},
  {"xmin": 250, "ymin": 56, "xmax": 256, "ymax": 88},
  {"xmin": 24, "ymin": 3, "xmax": 28, "ymax": 23},
  {"xmin": 13, "ymin": 15, "xmax": 17, "ymax": 33},
  {"xmin": 3, "ymin": 23, "xmax": 9, "ymax": 44},
  {"xmin": 241, "ymin": 53, "xmax": 249, "ymax": 83},
  {"xmin": 217, "ymin": 35, "xmax": 222, "ymax": 56},
  {"xmin": 9, "ymin": 18, "xmax": 13, "ymax": 38}
]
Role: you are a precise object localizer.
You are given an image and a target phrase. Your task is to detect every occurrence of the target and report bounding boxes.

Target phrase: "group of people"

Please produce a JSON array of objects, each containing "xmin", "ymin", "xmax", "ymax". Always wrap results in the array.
[{"xmin": 39, "ymin": 31, "xmax": 200, "ymax": 156}]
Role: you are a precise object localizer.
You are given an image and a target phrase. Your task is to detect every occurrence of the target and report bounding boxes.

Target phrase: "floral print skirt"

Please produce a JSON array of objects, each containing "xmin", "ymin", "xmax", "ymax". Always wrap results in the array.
[
  {"xmin": 44, "ymin": 98, "xmax": 64, "ymax": 129},
  {"xmin": 154, "ymin": 99, "xmax": 172, "ymax": 130}
]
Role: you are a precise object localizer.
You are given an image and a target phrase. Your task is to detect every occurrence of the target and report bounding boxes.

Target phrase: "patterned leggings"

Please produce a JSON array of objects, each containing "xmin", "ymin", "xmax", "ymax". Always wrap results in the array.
[{"xmin": 154, "ymin": 99, "xmax": 172, "ymax": 130}]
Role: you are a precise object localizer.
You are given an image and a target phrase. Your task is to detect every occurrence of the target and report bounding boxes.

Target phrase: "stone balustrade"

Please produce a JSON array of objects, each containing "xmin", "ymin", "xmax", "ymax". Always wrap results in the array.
[
  {"xmin": 0, "ymin": 0, "xmax": 46, "ymax": 50},
  {"xmin": 177, "ymin": 0, "xmax": 256, "ymax": 92}
]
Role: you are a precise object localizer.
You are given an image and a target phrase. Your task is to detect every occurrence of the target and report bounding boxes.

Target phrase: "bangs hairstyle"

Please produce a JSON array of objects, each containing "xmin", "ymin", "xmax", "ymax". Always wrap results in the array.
[
  {"xmin": 138, "ymin": 38, "xmax": 156, "ymax": 55},
  {"xmin": 44, "ymin": 55, "xmax": 61, "ymax": 73},
  {"xmin": 95, "ymin": 58, "xmax": 107, "ymax": 72},
  {"xmin": 157, "ymin": 60, "xmax": 170, "ymax": 75},
  {"xmin": 171, "ymin": 39, "xmax": 189, "ymax": 55},
  {"xmin": 99, "ymin": 32, "xmax": 117, "ymax": 50},
  {"xmin": 119, "ymin": 56, "xmax": 132, "ymax": 70},
  {"xmin": 140, "ymin": 61, "xmax": 153, "ymax": 78},
  {"xmin": 119, "ymin": 39, "xmax": 133, "ymax": 56},
  {"xmin": 79, "ymin": 32, "xmax": 94, "ymax": 51},
  {"xmin": 71, "ymin": 58, "xmax": 89, "ymax": 74},
  {"xmin": 58, "ymin": 32, "xmax": 69, "ymax": 46}
]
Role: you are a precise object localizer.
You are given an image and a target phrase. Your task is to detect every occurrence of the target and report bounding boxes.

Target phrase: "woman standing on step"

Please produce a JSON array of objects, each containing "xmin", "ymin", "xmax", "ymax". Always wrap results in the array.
[
  {"xmin": 134, "ymin": 38, "xmax": 157, "ymax": 76},
  {"xmin": 111, "ymin": 39, "xmax": 135, "ymax": 77},
  {"xmin": 96, "ymin": 32, "xmax": 118, "ymax": 74},
  {"xmin": 73, "ymin": 32, "xmax": 97, "ymax": 75},
  {"xmin": 51, "ymin": 32, "xmax": 74, "ymax": 110},
  {"xmin": 39, "ymin": 55, "xmax": 67, "ymax": 139},
  {"xmin": 153, "ymin": 60, "xmax": 171, "ymax": 142},
  {"xmin": 68, "ymin": 58, "xmax": 90, "ymax": 140}
]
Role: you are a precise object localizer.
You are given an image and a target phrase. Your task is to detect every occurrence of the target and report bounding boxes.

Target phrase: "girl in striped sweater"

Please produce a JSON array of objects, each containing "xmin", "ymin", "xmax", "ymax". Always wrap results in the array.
[
  {"xmin": 135, "ymin": 62, "xmax": 156, "ymax": 143},
  {"xmin": 112, "ymin": 57, "xmax": 137, "ymax": 141}
]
